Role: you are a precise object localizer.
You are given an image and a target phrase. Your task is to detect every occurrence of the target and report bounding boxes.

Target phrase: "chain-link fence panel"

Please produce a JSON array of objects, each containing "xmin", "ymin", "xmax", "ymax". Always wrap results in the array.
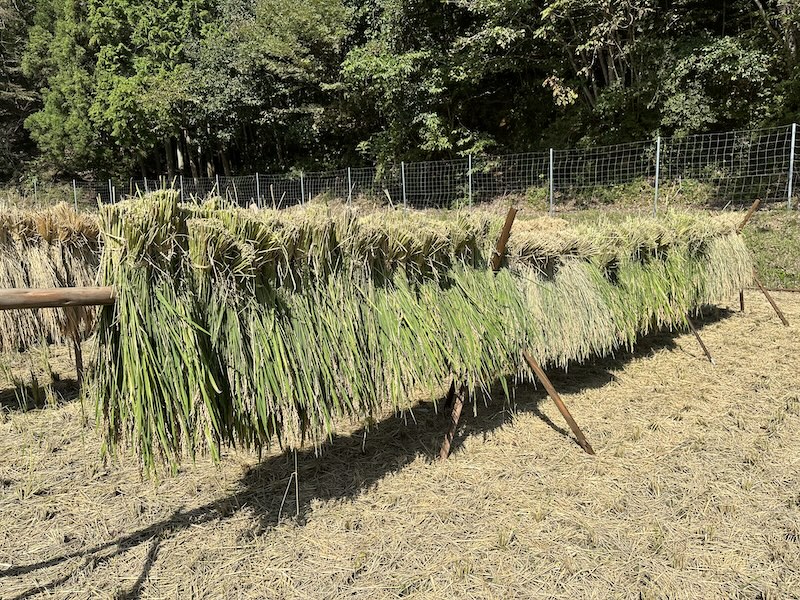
[
  {"xmin": 660, "ymin": 126, "xmax": 793, "ymax": 205},
  {"xmin": 24, "ymin": 123, "xmax": 800, "ymax": 213}
]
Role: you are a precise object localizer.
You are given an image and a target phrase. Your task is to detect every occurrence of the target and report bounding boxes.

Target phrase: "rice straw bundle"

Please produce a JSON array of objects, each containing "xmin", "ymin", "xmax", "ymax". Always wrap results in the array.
[
  {"xmin": 0, "ymin": 203, "xmax": 100, "ymax": 351},
  {"xmin": 89, "ymin": 195, "xmax": 752, "ymax": 471}
]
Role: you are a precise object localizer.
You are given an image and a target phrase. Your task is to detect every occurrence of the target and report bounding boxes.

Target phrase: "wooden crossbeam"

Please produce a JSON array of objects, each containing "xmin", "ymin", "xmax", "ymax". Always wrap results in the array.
[{"xmin": 0, "ymin": 287, "xmax": 115, "ymax": 310}]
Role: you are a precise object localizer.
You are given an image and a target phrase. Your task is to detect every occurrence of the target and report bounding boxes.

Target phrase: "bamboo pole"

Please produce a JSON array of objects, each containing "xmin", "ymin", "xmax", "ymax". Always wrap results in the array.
[
  {"xmin": 441, "ymin": 206, "xmax": 518, "ymax": 459},
  {"xmin": 523, "ymin": 350, "xmax": 594, "ymax": 455},
  {"xmin": 687, "ymin": 318, "xmax": 715, "ymax": 365},
  {"xmin": 0, "ymin": 287, "xmax": 115, "ymax": 310},
  {"xmin": 491, "ymin": 207, "xmax": 518, "ymax": 272},
  {"xmin": 737, "ymin": 198, "xmax": 761, "ymax": 233},
  {"xmin": 439, "ymin": 385, "xmax": 465, "ymax": 459},
  {"xmin": 753, "ymin": 273, "xmax": 790, "ymax": 326}
]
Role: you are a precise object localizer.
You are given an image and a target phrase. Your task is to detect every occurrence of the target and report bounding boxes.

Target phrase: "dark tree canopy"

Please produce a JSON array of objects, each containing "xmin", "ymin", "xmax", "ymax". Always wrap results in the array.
[{"xmin": 1, "ymin": 0, "xmax": 799, "ymax": 180}]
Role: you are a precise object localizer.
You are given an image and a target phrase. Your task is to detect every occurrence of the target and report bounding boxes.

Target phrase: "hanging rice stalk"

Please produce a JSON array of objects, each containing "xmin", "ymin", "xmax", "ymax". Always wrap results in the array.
[
  {"xmin": 0, "ymin": 202, "xmax": 100, "ymax": 351},
  {"xmin": 88, "ymin": 193, "xmax": 752, "ymax": 471}
]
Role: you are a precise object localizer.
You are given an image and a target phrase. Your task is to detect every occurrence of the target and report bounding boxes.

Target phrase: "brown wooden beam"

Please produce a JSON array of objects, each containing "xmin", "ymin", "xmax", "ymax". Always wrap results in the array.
[
  {"xmin": 687, "ymin": 318, "xmax": 715, "ymax": 365},
  {"xmin": 753, "ymin": 273, "xmax": 790, "ymax": 326},
  {"xmin": 491, "ymin": 207, "xmax": 519, "ymax": 272},
  {"xmin": 439, "ymin": 385, "xmax": 465, "ymax": 460},
  {"xmin": 736, "ymin": 198, "xmax": 761, "ymax": 233},
  {"xmin": 522, "ymin": 350, "xmax": 595, "ymax": 455},
  {"xmin": 0, "ymin": 287, "xmax": 115, "ymax": 310}
]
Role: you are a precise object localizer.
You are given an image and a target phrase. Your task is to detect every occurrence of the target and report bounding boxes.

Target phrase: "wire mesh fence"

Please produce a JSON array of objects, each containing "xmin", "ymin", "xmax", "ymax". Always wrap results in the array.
[{"xmin": 9, "ymin": 124, "xmax": 800, "ymax": 212}]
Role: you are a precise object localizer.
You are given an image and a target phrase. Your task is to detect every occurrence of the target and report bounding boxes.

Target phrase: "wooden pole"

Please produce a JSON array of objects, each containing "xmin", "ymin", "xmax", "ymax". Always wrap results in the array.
[
  {"xmin": 439, "ymin": 385, "xmax": 465, "ymax": 460},
  {"xmin": 440, "ymin": 206, "xmax": 519, "ymax": 459},
  {"xmin": 736, "ymin": 198, "xmax": 761, "ymax": 233},
  {"xmin": 0, "ymin": 287, "xmax": 115, "ymax": 310},
  {"xmin": 687, "ymin": 318, "xmax": 715, "ymax": 365},
  {"xmin": 735, "ymin": 198, "xmax": 789, "ymax": 324},
  {"xmin": 72, "ymin": 334, "xmax": 84, "ymax": 384},
  {"xmin": 491, "ymin": 207, "xmax": 518, "ymax": 272},
  {"xmin": 442, "ymin": 379, "xmax": 456, "ymax": 414},
  {"xmin": 754, "ymin": 273, "xmax": 790, "ymax": 326},
  {"xmin": 522, "ymin": 350, "xmax": 594, "ymax": 455}
]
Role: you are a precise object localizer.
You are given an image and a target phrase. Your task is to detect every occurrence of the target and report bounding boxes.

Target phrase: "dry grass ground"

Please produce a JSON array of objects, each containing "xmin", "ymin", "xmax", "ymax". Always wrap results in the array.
[{"xmin": 1, "ymin": 291, "xmax": 799, "ymax": 599}]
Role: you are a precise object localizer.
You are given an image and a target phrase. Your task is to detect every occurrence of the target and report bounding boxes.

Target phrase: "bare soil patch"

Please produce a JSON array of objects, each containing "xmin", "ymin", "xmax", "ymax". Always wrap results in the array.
[{"xmin": 1, "ymin": 291, "xmax": 799, "ymax": 599}]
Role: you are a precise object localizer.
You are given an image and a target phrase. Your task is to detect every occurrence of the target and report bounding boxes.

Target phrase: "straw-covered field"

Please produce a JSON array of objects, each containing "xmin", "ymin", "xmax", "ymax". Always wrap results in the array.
[
  {"xmin": 0, "ymin": 196, "xmax": 797, "ymax": 598},
  {"xmin": 0, "ymin": 290, "xmax": 798, "ymax": 599}
]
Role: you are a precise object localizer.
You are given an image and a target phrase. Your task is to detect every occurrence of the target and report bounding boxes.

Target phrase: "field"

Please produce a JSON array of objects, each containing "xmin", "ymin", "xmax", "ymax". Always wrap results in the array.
[{"xmin": 1, "ymin": 289, "xmax": 798, "ymax": 599}]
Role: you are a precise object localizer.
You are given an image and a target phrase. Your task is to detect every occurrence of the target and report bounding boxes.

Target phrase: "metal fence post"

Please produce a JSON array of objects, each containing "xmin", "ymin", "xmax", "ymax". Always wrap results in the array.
[
  {"xmin": 468, "ymin": 154, "xmax": 473, "ymax": 205},
  {"xmin": 179, "ymin": 175, "xmax": 184, "ymax": 202},
  {"xmin": 654, "ymin": 135, "xmax": 661, "ymax": 216},
  {"xmin": 215, "ymin": 174, "xmax": 220, "ymax": 195},
  {"xmin": 347, "ymin": 167, "xmax": 352, "ymax": 203},
  {"xmin": 789, "ymin": 123, "xmax": 797, "ymax": 209},
  {"xmin": 548, "ymin": 149, "xmax": 554, "ymax": 215},
  {"xmin": 401, "ymin": 161, "xmax": 407, "ymax": 208},
  {"xmin": 300, "ymin": 172, "xmax": 305, "ymax": 204},
  {"xmin": 108, "ymin": 179, "xmax": 113, "ymax": 204},
  {"xmin": 72, "ymin": 179, "xmax": 78, "ymax": 210}
]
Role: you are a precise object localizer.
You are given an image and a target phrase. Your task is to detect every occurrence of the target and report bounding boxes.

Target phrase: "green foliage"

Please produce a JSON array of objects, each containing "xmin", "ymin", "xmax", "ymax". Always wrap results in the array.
[
  {"xmin": 658, "ymin": 37, "xmax": 775, "ymax": 134},
  {"xmin": 13, "ymin": 0, "xmax": 800, "ymax": 178}
]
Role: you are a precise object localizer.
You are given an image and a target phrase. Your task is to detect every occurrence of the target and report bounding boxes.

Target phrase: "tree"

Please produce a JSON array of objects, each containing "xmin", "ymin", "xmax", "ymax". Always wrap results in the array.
[{"xmin": 0, "ymin": 0, "xmax": 37, "ymax": 178}]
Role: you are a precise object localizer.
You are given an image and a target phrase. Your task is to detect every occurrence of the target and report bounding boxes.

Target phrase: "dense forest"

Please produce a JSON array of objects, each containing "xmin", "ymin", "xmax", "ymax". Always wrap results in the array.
[{"xmin": 1, "ymin": 0, "xmax": 799, "ymax": 181}]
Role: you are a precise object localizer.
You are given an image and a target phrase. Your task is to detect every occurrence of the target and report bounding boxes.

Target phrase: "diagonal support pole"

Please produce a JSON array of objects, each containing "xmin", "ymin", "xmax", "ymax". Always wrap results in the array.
[
  {"xmin": 523, "ymin": 350, "xmax": 594, "ymax": 455},
  {"xmin": 736, "ymin": 198, "xmax": 761, "ymax": 233},
  {"xmin": 491, "ymin": 207, "xmax": 519, "ymax": 272},
  {"xmin": 735, "ymin": 199, "xmax": 789, "ymax": 326},
  {"xmin": 754, "ymin": 272, "xmax": 790, "ymax": 326},
  {"xmin": 687, "ymin": 318, "xmax": 715, "ymax": 365}
]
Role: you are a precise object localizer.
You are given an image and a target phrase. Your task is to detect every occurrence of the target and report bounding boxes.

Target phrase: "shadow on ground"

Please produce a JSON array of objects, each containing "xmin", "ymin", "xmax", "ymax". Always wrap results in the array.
[
  {"xmin": 0, "ymin": 378, "xmax": 80, "ymax": 413},
  {"xmin": 0, "ymin": 309, "xmax": 731, "ymax": 599}
]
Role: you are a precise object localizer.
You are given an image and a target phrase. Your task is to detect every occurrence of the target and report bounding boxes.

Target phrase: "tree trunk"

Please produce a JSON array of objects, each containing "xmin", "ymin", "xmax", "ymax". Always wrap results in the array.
[
  {"xmin": 184, "ymin": 130, "xmax": 199, "ymax": 179},
  {"xmin": 165, "ymin": 138, "xmax": 176, "ymax": 179},
  {"xmin": 220, "ymin": 150, "xmax": 232, "ymax": 176},
  {"xmin": 177, "ymin": 135, "xmax": 186, "ymax": 173}
]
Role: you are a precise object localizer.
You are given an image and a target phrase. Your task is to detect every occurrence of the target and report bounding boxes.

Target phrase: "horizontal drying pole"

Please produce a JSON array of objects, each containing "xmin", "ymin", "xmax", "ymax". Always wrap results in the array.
[{"xmin": 0, "ymin": 287, "xmax": 115, "ymax": 310}]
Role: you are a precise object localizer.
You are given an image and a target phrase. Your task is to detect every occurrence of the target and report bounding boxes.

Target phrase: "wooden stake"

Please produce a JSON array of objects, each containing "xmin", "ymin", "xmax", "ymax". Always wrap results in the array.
[
  {"xmin": 439, "ymin": 385, "xmax": 465, "ymax": 460},
  {"xmin": 440, "ymin": 206, "xmax": 520, "ymax": 459},
  {"xmin": 739, "ymin": 290, "xmax": 745, "ymax": 312},
  {"xmin": 72, "ymin": 334, "xmax": 84, "ymax": 384},
  {"xmin": 491, "ymin": 207, "xmax": 518, "ymax": 272},
  {"xmin": 522, "ymin": 350, "xmax": 594, "ymax": 455},
  {"xmin": 442, "ymin": 379, "xmax": 456, "ymax": 414},
  {"xmin": 687, "ymin": 318, "xmax": 715, "ymax": 365},
  {"xmin": 736, "ymin": 198, "xmax": 761, "ymax": 233},
  {"xmin": 754, "ymin": 273, "xmax": 790, "ymax": 326}
]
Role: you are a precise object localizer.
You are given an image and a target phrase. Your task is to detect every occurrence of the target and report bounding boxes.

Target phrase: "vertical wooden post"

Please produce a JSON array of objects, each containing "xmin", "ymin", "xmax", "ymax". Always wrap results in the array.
[
  {"xmin": 523, "ymin": 350, "xmax": 594, "ymax": 455},
  {"xmin": 491, "ymin": 207, "xmax": 519, "ymax": 272},
  {"xmin": 439, "ymin": 385, "xmax": 465, "ymax": 460},
  {"xmin": 440, "ymin": 207, "xmax": 518, "ymax": 459},
  {"xmin": 739, "ymin": 290, "xmax": 745, "ymax": 313}
]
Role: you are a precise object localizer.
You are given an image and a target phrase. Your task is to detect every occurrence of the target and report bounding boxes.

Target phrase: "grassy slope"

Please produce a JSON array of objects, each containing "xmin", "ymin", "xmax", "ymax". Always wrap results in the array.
[{"xmin": 741, "ymin": 209, "xmax": 800, "ymax": 289}]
